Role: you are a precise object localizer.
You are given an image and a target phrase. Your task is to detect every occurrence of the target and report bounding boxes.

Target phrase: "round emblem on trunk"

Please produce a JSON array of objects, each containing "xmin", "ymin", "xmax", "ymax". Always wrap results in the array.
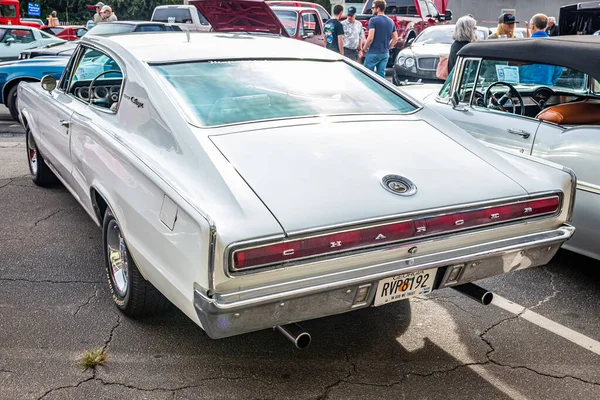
[{"xmin": 381, "ymin": 175, "xmax": 417, "ymax": 196}]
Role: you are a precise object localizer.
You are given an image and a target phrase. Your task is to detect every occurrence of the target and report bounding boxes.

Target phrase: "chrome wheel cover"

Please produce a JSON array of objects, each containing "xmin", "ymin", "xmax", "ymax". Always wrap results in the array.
[
  {"xmin": 27, "ymin": 132, "xmax": 38, "ymax": 176},
  {"xmin": 106, "ymin": 220, "xmax": 129, "ymax": 297}
]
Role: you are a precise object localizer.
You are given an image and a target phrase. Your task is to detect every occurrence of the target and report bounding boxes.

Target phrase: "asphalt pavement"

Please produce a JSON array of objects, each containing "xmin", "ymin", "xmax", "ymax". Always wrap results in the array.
[{"xmin": 1, "ymin": 107, "xmax": 599, "ymax": 400}]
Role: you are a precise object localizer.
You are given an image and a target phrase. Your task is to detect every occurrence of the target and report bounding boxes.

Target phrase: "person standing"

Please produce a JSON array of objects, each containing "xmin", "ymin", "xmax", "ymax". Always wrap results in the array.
[
  {"xmin": 361, "ymin": 0, "xmax": 398, "ymax": 78},
  {"xmin": 93, "ymin": 2, "xmax": 105, "ymax": 24},
  {"xmin": 46, "ymin": 10, "xmax": 59, "ymax": 27},
  {"xmin": 488, "ymin": 13, "xmax": 515, "ymax": 39},
  {"xmin": 341, "ymin": 6, "xmax": 365, "ymax": 61},
  {"xmin": 529, "ymin": 13, "xmax": 549, "ymax": 38},
  {"xmin": 546, "ymin": 16, "xmax": 559, "ymax": 36},
  {"xmin": 448, "ymin": 15, "xmax": 477, "ymax": 73},
  {"xmin": 324, "ymin": 4, "xmax": 345, "ymax": 55},
  {"xmin": 519, "ymin": 14, "xmax": 562, "ymax": 86},
  {"xmin": 101, "ymin": 5, "xmax": 118, "ymax": 23}
]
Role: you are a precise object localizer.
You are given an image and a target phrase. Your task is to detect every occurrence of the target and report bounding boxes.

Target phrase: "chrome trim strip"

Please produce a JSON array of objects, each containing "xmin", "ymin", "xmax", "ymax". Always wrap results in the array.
[
  {"xmin": 227, "ymin": 192, "xmax": 562, "ymax": 273},
  {"xmin": 562, "ymin": 166, "xmax": 577, "ymax": 222},
  {"xmin": 578, "ymin": 180, "xmax": 600, "ymax": 195},
  {"xmin": 202, "ymin": 226, "xmax": 574, "ymax": 311}
]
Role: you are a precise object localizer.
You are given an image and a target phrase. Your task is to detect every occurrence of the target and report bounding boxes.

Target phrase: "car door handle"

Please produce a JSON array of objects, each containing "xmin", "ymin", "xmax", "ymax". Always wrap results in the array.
[
  {"xmin": 60, "ymin": 120, "xmax": 70, "ymax": 128},
  {"xmin": 507, "ymin": 129, "xmax": 530, "ymax": 139}
]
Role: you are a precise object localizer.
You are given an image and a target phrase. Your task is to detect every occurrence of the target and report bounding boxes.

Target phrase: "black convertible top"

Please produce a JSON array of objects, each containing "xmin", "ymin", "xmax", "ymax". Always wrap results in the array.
[{"xmin": 457, "ymin": 36, "xmax": 600, "ymax": 82}]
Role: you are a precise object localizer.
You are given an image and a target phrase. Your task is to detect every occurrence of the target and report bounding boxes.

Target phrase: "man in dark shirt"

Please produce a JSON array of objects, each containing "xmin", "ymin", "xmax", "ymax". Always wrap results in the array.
[
  {"xmin": 361, "ymin": 0, "xmax": 398, "ymax": 78},
  {"xmin": 546, "ymin": 16, "xmax": 559, "ymax": 36},
  {"xmin": 324, "ymin": 4, "xmax": 345, "ymax": 55}
]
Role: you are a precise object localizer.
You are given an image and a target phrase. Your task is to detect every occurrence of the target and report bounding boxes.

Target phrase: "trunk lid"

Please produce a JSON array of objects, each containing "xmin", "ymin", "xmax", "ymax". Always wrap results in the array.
[
  {"xmin": 189, "ymin": 0, "xmax": 289, "ymax": 36},
  {"xmin": 210, "ymin": 119, "xmax": 527, "ymax": 234}
]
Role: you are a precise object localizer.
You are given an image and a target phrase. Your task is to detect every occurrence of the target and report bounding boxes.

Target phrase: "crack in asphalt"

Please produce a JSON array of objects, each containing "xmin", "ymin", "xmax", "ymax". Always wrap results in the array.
[
  {"xmin": 103, "ymin": 314, "xmax": 122, "ymax": 352},
  {"xmin": 37, "ymin": 376, "xmax": 95, "ymax": 400},
  {"xmin": 413, "ymin": 296, "xmax": 478, "ymax": 317},
  {"xmin": 487, "ymin": 361, "xmax": 600, "ymax": 386},
  {"xmin": 531, "ymin": 267, "xmax": 559, "ymax": 310},
  {"xmin": 0, "ymin": 178, "xmax": 13, "ymax": 189},
  {"xmin": 33, "ymin": 210, "xmax": 62, "ymax": 228},
  {"xmin": 73, "ymin": 286, "xmax": 99, "ymax": 318}
]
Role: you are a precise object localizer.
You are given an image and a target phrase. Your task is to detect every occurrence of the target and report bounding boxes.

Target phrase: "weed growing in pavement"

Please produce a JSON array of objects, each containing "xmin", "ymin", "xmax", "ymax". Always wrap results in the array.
[{"xmin": 77, "ymin": 348, "xmax": 108, "ymax": 370}]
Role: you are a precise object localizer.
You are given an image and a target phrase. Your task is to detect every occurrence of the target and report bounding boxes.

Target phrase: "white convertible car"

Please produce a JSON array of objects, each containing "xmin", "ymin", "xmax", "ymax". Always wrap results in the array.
[{"xmin": 18, "ymin": 0, "xmax": 576, "ymax": 347}]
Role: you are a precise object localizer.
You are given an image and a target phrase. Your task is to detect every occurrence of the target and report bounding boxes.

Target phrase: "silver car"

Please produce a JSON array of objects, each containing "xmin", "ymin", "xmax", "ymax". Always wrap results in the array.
[
  {"xmin": 16, "ymin": 0, "xmax": 576, "ymax": 345},
  {"xmin": 407, "ymin": 35, "xmax": 600, "ymax": 261}
]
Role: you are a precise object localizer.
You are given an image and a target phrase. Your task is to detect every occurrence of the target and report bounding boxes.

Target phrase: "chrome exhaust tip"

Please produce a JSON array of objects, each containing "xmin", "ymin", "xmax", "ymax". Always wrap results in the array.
[
  {"xmin": 276, "ymin": 323, "xmax": 312, "ymax": 349},
  {"xmin": 452, "ymin": 283, "xmax": 494, "ymax": 306}
]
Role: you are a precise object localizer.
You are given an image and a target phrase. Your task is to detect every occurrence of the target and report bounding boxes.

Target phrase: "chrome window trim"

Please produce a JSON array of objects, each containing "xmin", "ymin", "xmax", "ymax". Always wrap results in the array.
[
  {"xmin": 146, "ymin": 58, "xmax": 422, "ymax": 129},
  {"xmin": 65, "ymin": 43, "xmax": 127, "ymax": 115},
  {"xmin": 225, "ymin": 192, "xmax": 563, "ymax": 274}
]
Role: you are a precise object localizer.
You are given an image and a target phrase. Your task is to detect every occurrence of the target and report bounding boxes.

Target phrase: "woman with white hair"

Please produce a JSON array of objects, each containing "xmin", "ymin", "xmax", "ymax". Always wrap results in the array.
[{"xmin": 448, "ymin": 15, "xmax": 477, "ymax": 73}]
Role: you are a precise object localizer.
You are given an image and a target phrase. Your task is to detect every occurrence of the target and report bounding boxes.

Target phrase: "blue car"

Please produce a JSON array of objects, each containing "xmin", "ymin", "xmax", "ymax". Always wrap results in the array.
[{"xmin": 0, "ymin": 56, "xmax": 68, "ymax": 120}]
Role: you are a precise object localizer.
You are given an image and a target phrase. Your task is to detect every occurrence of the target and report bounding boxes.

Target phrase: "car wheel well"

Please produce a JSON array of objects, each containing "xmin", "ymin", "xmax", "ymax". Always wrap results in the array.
[
  {"xmin": 3, "ymin": 78, "xmax": 39, "ymax": 104},
  {"xmin": 91, "ymin": 188, "xmax": 109, "ymax": 224}
]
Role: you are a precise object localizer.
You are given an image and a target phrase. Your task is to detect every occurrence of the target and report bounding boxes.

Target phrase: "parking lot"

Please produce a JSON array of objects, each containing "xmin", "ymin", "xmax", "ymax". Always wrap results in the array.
[{"xmin": 1, "ymin": 107, "xmax": 599, "ymax": 400}]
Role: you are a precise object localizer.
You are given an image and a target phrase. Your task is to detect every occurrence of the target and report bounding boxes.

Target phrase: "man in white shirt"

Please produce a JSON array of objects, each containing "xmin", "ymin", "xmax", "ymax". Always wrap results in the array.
[{"xmin": 341, "ymin": 7, "xmax": 366, "ymax": 61}]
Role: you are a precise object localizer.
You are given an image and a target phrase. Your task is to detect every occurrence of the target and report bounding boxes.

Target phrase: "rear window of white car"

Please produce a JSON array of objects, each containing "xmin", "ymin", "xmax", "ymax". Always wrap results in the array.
[{"xmin": 153, "ymin": 60, "xmax": 416, "ymax": 127}]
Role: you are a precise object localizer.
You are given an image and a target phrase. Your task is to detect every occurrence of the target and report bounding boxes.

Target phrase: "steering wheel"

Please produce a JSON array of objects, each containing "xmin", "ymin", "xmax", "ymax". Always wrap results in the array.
[
  {"xmin": 88, "ymin": 70, "xmax": 123, "ymax": 108},
  {"xmin": 484, "ymin": 82, "xmax": 525, "ymax": 116}
]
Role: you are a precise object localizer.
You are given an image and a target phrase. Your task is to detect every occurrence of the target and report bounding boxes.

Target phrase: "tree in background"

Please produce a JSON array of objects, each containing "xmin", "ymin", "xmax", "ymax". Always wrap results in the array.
[{"xmin": 19, "ymin": 0, "xmax": 184, "ymax": 24}]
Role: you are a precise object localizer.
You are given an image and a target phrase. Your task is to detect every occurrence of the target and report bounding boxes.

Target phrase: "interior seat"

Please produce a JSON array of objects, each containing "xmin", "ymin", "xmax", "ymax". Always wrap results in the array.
[{"xmin": 536, "ymin": 99, "xmax": 600, "ymax": 125}]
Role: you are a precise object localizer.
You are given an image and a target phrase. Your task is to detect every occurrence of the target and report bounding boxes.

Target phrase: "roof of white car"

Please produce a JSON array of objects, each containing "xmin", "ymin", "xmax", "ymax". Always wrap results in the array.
[
  {"xmin": 0, "ymin": 24, "xmax": 34, "ymax": 29},
  {"xmin": 83, "ymin": 32, "xmax": 341, "ymax": 63}
]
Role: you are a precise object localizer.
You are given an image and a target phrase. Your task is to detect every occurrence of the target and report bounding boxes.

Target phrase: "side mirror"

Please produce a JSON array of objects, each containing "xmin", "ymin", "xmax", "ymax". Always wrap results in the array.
[
  {"xmin": 76, "ymin": 29, "xmax": 86, "ymax": 38},
  {"xmin": 41, "ymin": 75, "xmax": 57, "ymax": 92},
  {"xmin": 5, "ymin": 37, "xmax": 15, "ymax": 46},
  {"xmin": 451, "ymin": 91, "xmax": 459, "ymax": 107},
  {"xmin": 444, "ymin": 10, "xmax": 453, "ymax": 21},
  {"xmin": 407, "ymin": 37, "xmax": 415, "ymax": 46},
  {"xmin": 451, "ymin": 91, "xmax": 467, "ymax": 111}
]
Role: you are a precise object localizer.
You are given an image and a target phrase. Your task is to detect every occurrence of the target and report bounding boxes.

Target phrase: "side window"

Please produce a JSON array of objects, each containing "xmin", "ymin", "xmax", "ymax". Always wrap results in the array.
[
  {"xmin": 40, "ymin": 30, "xmax": 55, "ymax": 39},
  {"xmin": 2, "ymin": 29, "xmax": 34, "ymax": 43},
  {"xmin": 457, "ymin": 59, "xmax": 481, "ymax": 103},
  {"xmin": 426, "ymin": 1, "xmax": 439, "ymax": 17},
  {"xmin": 197, "ymin": 10, "xmax": 209, "ymax": 25},
  {"xmin": 138, "ymin": 25, "xmax": 163, "ymax": 32},
  {"xmin": 418, "ymin": 1, "xmax": 429, "ymax": 17},
  {"xmin": 301, "ymin": 13, "xmax": 319, "ymax": 35},
  {"xmin": 59, "ymin": 48, "xmax": 82, "ymax": 91},
  {"xmin": 69, "ymin": 47, "xmax": 124, "ymax": 112},
  {"xmin": 593, "ymin": 79, "xmax": 600, "ymax": 95},
  {"xmin": 438, "ymin": 69, "xmax": 453, "ymax": 98}
]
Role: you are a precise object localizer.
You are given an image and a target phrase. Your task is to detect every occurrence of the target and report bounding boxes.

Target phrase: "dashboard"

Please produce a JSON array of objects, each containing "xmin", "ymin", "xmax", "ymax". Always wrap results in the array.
[
  {"xmin": 70, "ymin": 79, "xmax": 122, "ymax": 109},
  {"xmin": 74, "ymin": 84, "xmax": 121, "ymax": 103}
]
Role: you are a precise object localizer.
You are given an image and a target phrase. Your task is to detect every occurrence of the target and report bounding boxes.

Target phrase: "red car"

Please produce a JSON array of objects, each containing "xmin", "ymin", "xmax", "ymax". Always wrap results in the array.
[{"xmin": 41, "ymin": 25, "xmax": 87, "ymax": 41}]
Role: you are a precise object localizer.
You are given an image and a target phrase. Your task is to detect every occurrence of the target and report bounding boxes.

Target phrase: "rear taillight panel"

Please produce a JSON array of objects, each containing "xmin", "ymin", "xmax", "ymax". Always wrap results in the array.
[{"xmin": 231, "ymin": 195, "xmax": 561, "ymax": 272}]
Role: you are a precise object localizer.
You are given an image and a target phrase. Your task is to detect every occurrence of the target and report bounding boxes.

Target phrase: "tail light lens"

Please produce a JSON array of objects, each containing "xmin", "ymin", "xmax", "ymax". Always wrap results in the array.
[{"xmin": 232, "ymin": 195, "xmax": 560, "ymax": 271}]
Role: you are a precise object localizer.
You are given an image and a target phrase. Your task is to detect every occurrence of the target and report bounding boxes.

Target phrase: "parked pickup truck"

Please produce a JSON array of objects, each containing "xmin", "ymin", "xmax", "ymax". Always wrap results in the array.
[
  {"xmin": 559, "ymin": 1, "xmax": 600, "ymax": 35},
  {"xmin": 270, "ymin": 5, "xmax": 325, "ymax": 46},
  {"xmin": 359, "ymin": 0, "xmax": 452, "ymax": 67},
  {"xmin": 151, "ymin": 4, "xmax": 211, "ymax": 32},
  {"xmin": 0, "ymin": 0, "xmax": 44, "ymax": 28}
]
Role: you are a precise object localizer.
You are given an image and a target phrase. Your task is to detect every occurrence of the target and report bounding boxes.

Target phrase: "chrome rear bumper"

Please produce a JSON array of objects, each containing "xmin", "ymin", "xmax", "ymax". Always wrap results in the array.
[{"xmin": 194, "ymin": 225, "xmax": 574, "ymax": 339}]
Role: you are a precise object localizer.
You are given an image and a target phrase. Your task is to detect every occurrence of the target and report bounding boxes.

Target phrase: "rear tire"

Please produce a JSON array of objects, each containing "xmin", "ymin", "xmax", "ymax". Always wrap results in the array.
[
  {"xmin": 7, "ymin": 85, "xmax": 19, "ymax": 121},
  {"xmin": 26, "ymin": 127, "xmax": 58, "ymax": 186},
  {"xmin": 103, "ymin": 208, "xmax": 171, "ymax": 317}
]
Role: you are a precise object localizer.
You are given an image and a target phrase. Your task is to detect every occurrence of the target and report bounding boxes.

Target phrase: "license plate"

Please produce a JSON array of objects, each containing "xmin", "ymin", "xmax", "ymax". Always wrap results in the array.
[{"xmin": 374, "ymin": 268, "xmax": 437, "ymax": 306}]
